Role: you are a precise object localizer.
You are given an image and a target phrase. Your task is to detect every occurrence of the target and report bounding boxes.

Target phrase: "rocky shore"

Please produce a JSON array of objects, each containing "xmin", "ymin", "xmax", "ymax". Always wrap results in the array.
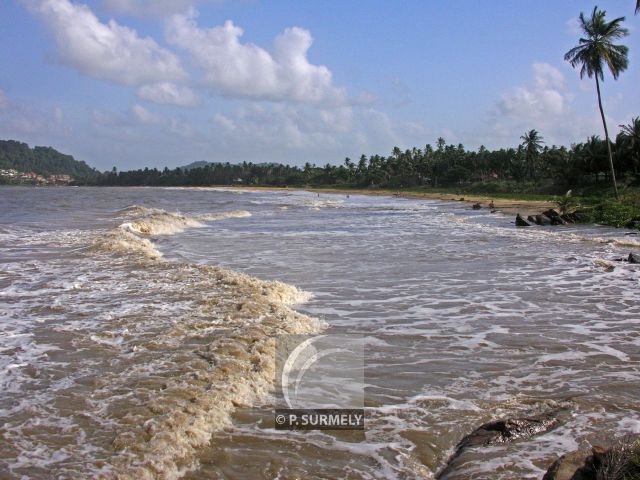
[{"xmin": 436, "ymin": 409, "xmax": 640, "ymax": 479}]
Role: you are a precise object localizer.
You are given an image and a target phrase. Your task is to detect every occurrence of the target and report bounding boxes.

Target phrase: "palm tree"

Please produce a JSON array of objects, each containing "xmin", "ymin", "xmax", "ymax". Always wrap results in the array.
[
  {"xmin": 564, "ymin": 7, "xmax": 629, "ymax": 199},
  {"xmin": 619, "ymin": 117, "xmax": 640, "ymax": 174},
  {"xmin": 520, "ymin": 129, "xmax": 544, "ymax": 179}
]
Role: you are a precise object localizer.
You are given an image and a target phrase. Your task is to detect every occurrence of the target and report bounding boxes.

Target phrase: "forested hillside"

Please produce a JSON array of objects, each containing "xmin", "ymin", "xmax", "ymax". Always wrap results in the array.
[{"xmin": 0, "ymin": 140, "xmax": 97, "ymax": 178}]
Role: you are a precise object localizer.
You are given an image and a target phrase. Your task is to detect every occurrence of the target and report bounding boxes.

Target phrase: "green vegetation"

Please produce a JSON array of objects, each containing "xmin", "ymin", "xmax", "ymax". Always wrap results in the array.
[
  {"xmin": 596, "ymin": 437, "xmax": 640, "ymax": 480},
  {"xmin": 0, "ymin": 140, "xmax": 97, "ymax": 179},
  {"xmin": 4, "ymin": 5, "xmax": 639, "ymax": 230},
  {"xmin": 565, "ymin": 6, "xmax": 630, "ymax": 199}
]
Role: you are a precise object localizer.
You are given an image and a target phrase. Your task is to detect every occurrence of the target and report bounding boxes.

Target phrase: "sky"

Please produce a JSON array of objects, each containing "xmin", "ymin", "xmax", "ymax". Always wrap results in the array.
[{"xmin": 0, "ymin": 0, "xmax": 638, "ymax": 171}]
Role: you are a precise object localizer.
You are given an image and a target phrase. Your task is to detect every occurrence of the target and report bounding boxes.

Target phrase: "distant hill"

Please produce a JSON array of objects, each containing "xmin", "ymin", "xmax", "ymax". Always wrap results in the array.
[
  {"xmin": 181, "ymin": 160, "xmax": 213, "ymax": 170},
  {"xmin": 0, "ymin": 140, "xmax": 97, "ymax": 178},
  {"xmin": 181, "ymin": 160, "xmax": 286, "ymax": 170}
]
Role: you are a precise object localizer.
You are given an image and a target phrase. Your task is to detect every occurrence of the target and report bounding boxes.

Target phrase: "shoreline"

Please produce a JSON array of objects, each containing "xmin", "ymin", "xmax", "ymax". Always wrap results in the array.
[{"xmin": 216, "ymin": 185, "xmax": 556, "ymax": 217}]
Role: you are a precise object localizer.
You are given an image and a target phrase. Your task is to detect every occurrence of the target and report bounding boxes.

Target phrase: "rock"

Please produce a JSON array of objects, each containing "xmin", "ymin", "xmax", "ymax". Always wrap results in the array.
[
  {"xmin": 455, "ymin": 410, "xmax": 563, "ymax": 450},
  {"xmin": 542, "ymin": 448, "xmax": 603, "ymax": 480},
  {"xmin": 515, "ymin": 214, "xmax": 532, "ymax": 226},
  {"xmin": 438, "ymin": 409, "xmax": 566, "ymax": 479},
  {"xmin": 536, "ymin": 214, "xmax": 552, "ymax": 225},
  {"xmin": 572, "ymin": 210, "xmax": 590, "ymax": 222},
  {"xmin": 528, "ymin": 215, "xmax": 537, "ymax": 223},
  {"xmin": 625, "ymin": 219, "xmax": 640, "ymax": 230},
  {"xmin": 551, "ymin": 216, "xmax": 568, "ymax": 226},
  {"xmin": 472, "ymin": 203, "xmax": 482, "ymax": 210},
  {"xmin": 542, "ymin": 208, "xmax": 561, "ymax": 218},
  {"xmin": 629, "ymin": 253, "xmax": 640, "ymax": 264},
  {"xmin": 560, "ymin": 214, "xmax": 575, "ymax": 224},
  {"xmin": 490, "ymin": 209, "xmax": 498, "ymax": 213},
  {"xmin": 459, "ymin": 197, "xmax": 465, "ymax": 201}
]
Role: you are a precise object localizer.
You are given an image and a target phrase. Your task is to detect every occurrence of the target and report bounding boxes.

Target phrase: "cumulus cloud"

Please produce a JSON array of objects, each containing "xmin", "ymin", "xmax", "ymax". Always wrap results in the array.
[
  {"xmin": 166, "ymin": 13, "xmax": 347, "ymax": 105},
  {"xmin": 136, "ymin": 83, "xmax": 198, "ymax": 107},
  {"xmin": 102, "ymin": 0, "xmax": 220, "ymax": 17},
  {"xmin": 488, "ymin": 62, "xmax": 603, "ymax": 145},
  {"xmin": 24, "ymin": 0, "xmax": 185, "ymax": 86},
  {"xmin": 131, "ymin": 104, "xmax": 164, "ymax": 124},
  {"xmin": 497, "ymin": 63, "xmax": 568, "ymax": 121},
  {"xmin": 0, "ymin": 98, "xmax": 70, "ymax": 141}
]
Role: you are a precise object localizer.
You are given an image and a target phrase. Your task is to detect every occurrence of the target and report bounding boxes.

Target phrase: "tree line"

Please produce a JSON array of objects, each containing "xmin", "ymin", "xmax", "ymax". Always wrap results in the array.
[
  {"xmin": 86, "ymin": 5, "xmax": 638, "ymax": 195},
  {"xmin": 85, "ymin": 121, "xmax": 639, "ymax": 193},
  {"xmin": 0, "ymin": 140, "xmax": 97, "ymax": 178}
]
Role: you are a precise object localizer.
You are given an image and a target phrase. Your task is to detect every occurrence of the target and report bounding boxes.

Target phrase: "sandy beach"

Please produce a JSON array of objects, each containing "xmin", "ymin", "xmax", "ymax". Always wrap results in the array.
[{"xmin": 216, "ymin": 186, "xmax": 556, "ymax": 217}]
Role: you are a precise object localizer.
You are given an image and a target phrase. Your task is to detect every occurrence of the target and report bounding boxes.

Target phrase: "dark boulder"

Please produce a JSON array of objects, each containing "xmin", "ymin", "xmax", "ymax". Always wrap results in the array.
[
  {"xmin": 570, "ymin": 210, "xmax": 590, "ymax": 223},
  {"xmin": 455, "ymin": 410, "xmax": 563, "ymax": 450},
  {"xmin": 459, "ymin": 197, "xmax": 465, "ymax": 201},
  {"xmin": 560, "ymin": 214, "xmax": 575, "ymax": 224},
  {"xmin": 629, "ymin": 253, "xmax": 640, "ymax": 264},
  {"xmin": 472, "ymin": 203, "xmax": 482, "ymax": 210},
  {"xmin": 626, "ymin": 220, "xmax": 640, "ymax": 230},
  {"xmin": 515, "ymin": 214, "xmax": 532, "ymax": 226},
  {"xmin": 542, "ymin": 447, "xmax": 606, "ymax": 480},
  {"xmin": 527, "ymin": 215, "xmax": 537, "ymax": 223},
  {"xmin": 536, "ymin": 214, "xmax": 552, "ymax": 225},
  {"xmin": 543, "ymin": 208, "xmax": 561, "ymax": 218},
  {"xmin": 437, "ymin": 409, "xmax": 566, "ymax": 479},
  {"xmin": 551, "ymin": 216, "xmax": 568, "ymax": 226}
]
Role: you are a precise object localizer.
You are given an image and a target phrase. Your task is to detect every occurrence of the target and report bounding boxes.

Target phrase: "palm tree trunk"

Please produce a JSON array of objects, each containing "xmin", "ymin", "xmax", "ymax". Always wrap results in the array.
[{"xmin": 595, "ymin": 75, "xmax": 619, "ymax": 199}]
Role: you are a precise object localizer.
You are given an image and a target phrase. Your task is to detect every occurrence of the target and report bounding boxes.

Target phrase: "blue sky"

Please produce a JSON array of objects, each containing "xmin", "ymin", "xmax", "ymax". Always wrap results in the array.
[{"xmin": 0, "ymin": 0, "xmax": 638, "ymax": 171}]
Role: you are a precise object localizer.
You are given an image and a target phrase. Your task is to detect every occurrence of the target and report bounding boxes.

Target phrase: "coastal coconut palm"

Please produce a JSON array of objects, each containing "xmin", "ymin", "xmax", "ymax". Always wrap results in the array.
[
  {"xmin": 619, "ymin": 117, "xmax": 640, "ymax": 174},
  {"xmin": 564, "ymin": 7, "xmax": 629, "ymax": 199},
  {"xmin": 520, "ymin": 129, "xmax": 544, "ymax": 179}
]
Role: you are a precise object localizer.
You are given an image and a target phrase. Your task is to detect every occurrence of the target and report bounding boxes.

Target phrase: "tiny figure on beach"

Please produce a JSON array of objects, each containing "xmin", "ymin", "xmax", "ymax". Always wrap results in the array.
[{"xmin": 489, "ymin": 200, "xmax": 495, "ymax": 209}]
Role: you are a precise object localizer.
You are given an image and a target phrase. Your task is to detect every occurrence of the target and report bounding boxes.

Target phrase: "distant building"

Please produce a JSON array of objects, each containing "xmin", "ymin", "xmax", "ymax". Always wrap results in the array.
[
  {"xmin": 0, "ymin": 169, "xmax": 18, "ymax": 178},
  {"xmin": 48, "ymin": 174, "xmax": 73, "ymax": 184}
]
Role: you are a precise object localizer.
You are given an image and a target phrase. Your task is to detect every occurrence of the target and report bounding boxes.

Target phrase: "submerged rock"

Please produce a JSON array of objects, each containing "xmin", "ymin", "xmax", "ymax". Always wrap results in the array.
[
  {"xmin": 550, "ymin": 216, "xmax": 567, "ymax": 225},
  {"xmin": 454, "ymin": 409, "xmax": 563, "ymax": 450},
  {"xmin": 515, "ymin": 214, "xmax": 532, "ymax": 226},
  {"xmin": 629, "ymin": 253, "xmax": 640, "ymax": 264},
  {"xmin": 542, "ymin": 447, "xmax": 605, "ymax": 480},
  {"xmin": 625, "ymin": 219, "xmax": 640, "ymax": 230},
  {"xmin": 536, "ymin": 214, "xmax": 552, "ymax": 225},
  {"xmin": 472, "ymin": 203, "xmax": 482, "ymax": 210},
  {"xmin": 542, "ymin": 208, "xmax": 561, "ymax": 218},
  {"xmin": 437, "ymin": 409, "xmax": 565, "ymax": 479}
]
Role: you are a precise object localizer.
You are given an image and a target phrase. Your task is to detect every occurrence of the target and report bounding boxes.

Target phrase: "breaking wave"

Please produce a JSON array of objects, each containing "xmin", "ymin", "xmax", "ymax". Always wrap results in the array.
[
  {"xmin": 117, "ymin": 206, "xmax": 252, "ymax": 236},
  {"xmin": 11, "ymin": 204, "xmax": 324, "ymax": 479}
]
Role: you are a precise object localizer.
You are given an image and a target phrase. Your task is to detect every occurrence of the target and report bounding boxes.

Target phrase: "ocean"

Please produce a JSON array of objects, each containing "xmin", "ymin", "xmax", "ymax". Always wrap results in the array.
[{"xmin": 1, "ymin": 186, "xmax": 639, "ymax": 479}]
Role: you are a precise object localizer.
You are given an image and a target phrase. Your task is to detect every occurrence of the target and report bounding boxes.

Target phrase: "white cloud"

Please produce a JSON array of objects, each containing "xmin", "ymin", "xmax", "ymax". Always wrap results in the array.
[
  {"xmin": 102, "ymin": 0, "xmax": 220, "ymax": 17},
  {"xmin": 166, "ymin": 12, "xmax": 347, "ymax": 105},
  {"xmin": 131, "ymin": 104, "xmax": 164, "ymax": 124},
  {"xmin": 490, "ymin": 62, "xmax": 607, "ymax": 146},
  {"xmin": 136, "ymin": 83, "xmax": 198, "ymax": 107},
  {"xmin": 497, "ymin": 63, "xmax": 568, "ymax": 120},
  {"xmin": 0, "ymin": 98, "xmax": 70, "ymax": 140},
  {"xmin": 24, "ymin": 0, "xmax": 185, "ymax": 86}
]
